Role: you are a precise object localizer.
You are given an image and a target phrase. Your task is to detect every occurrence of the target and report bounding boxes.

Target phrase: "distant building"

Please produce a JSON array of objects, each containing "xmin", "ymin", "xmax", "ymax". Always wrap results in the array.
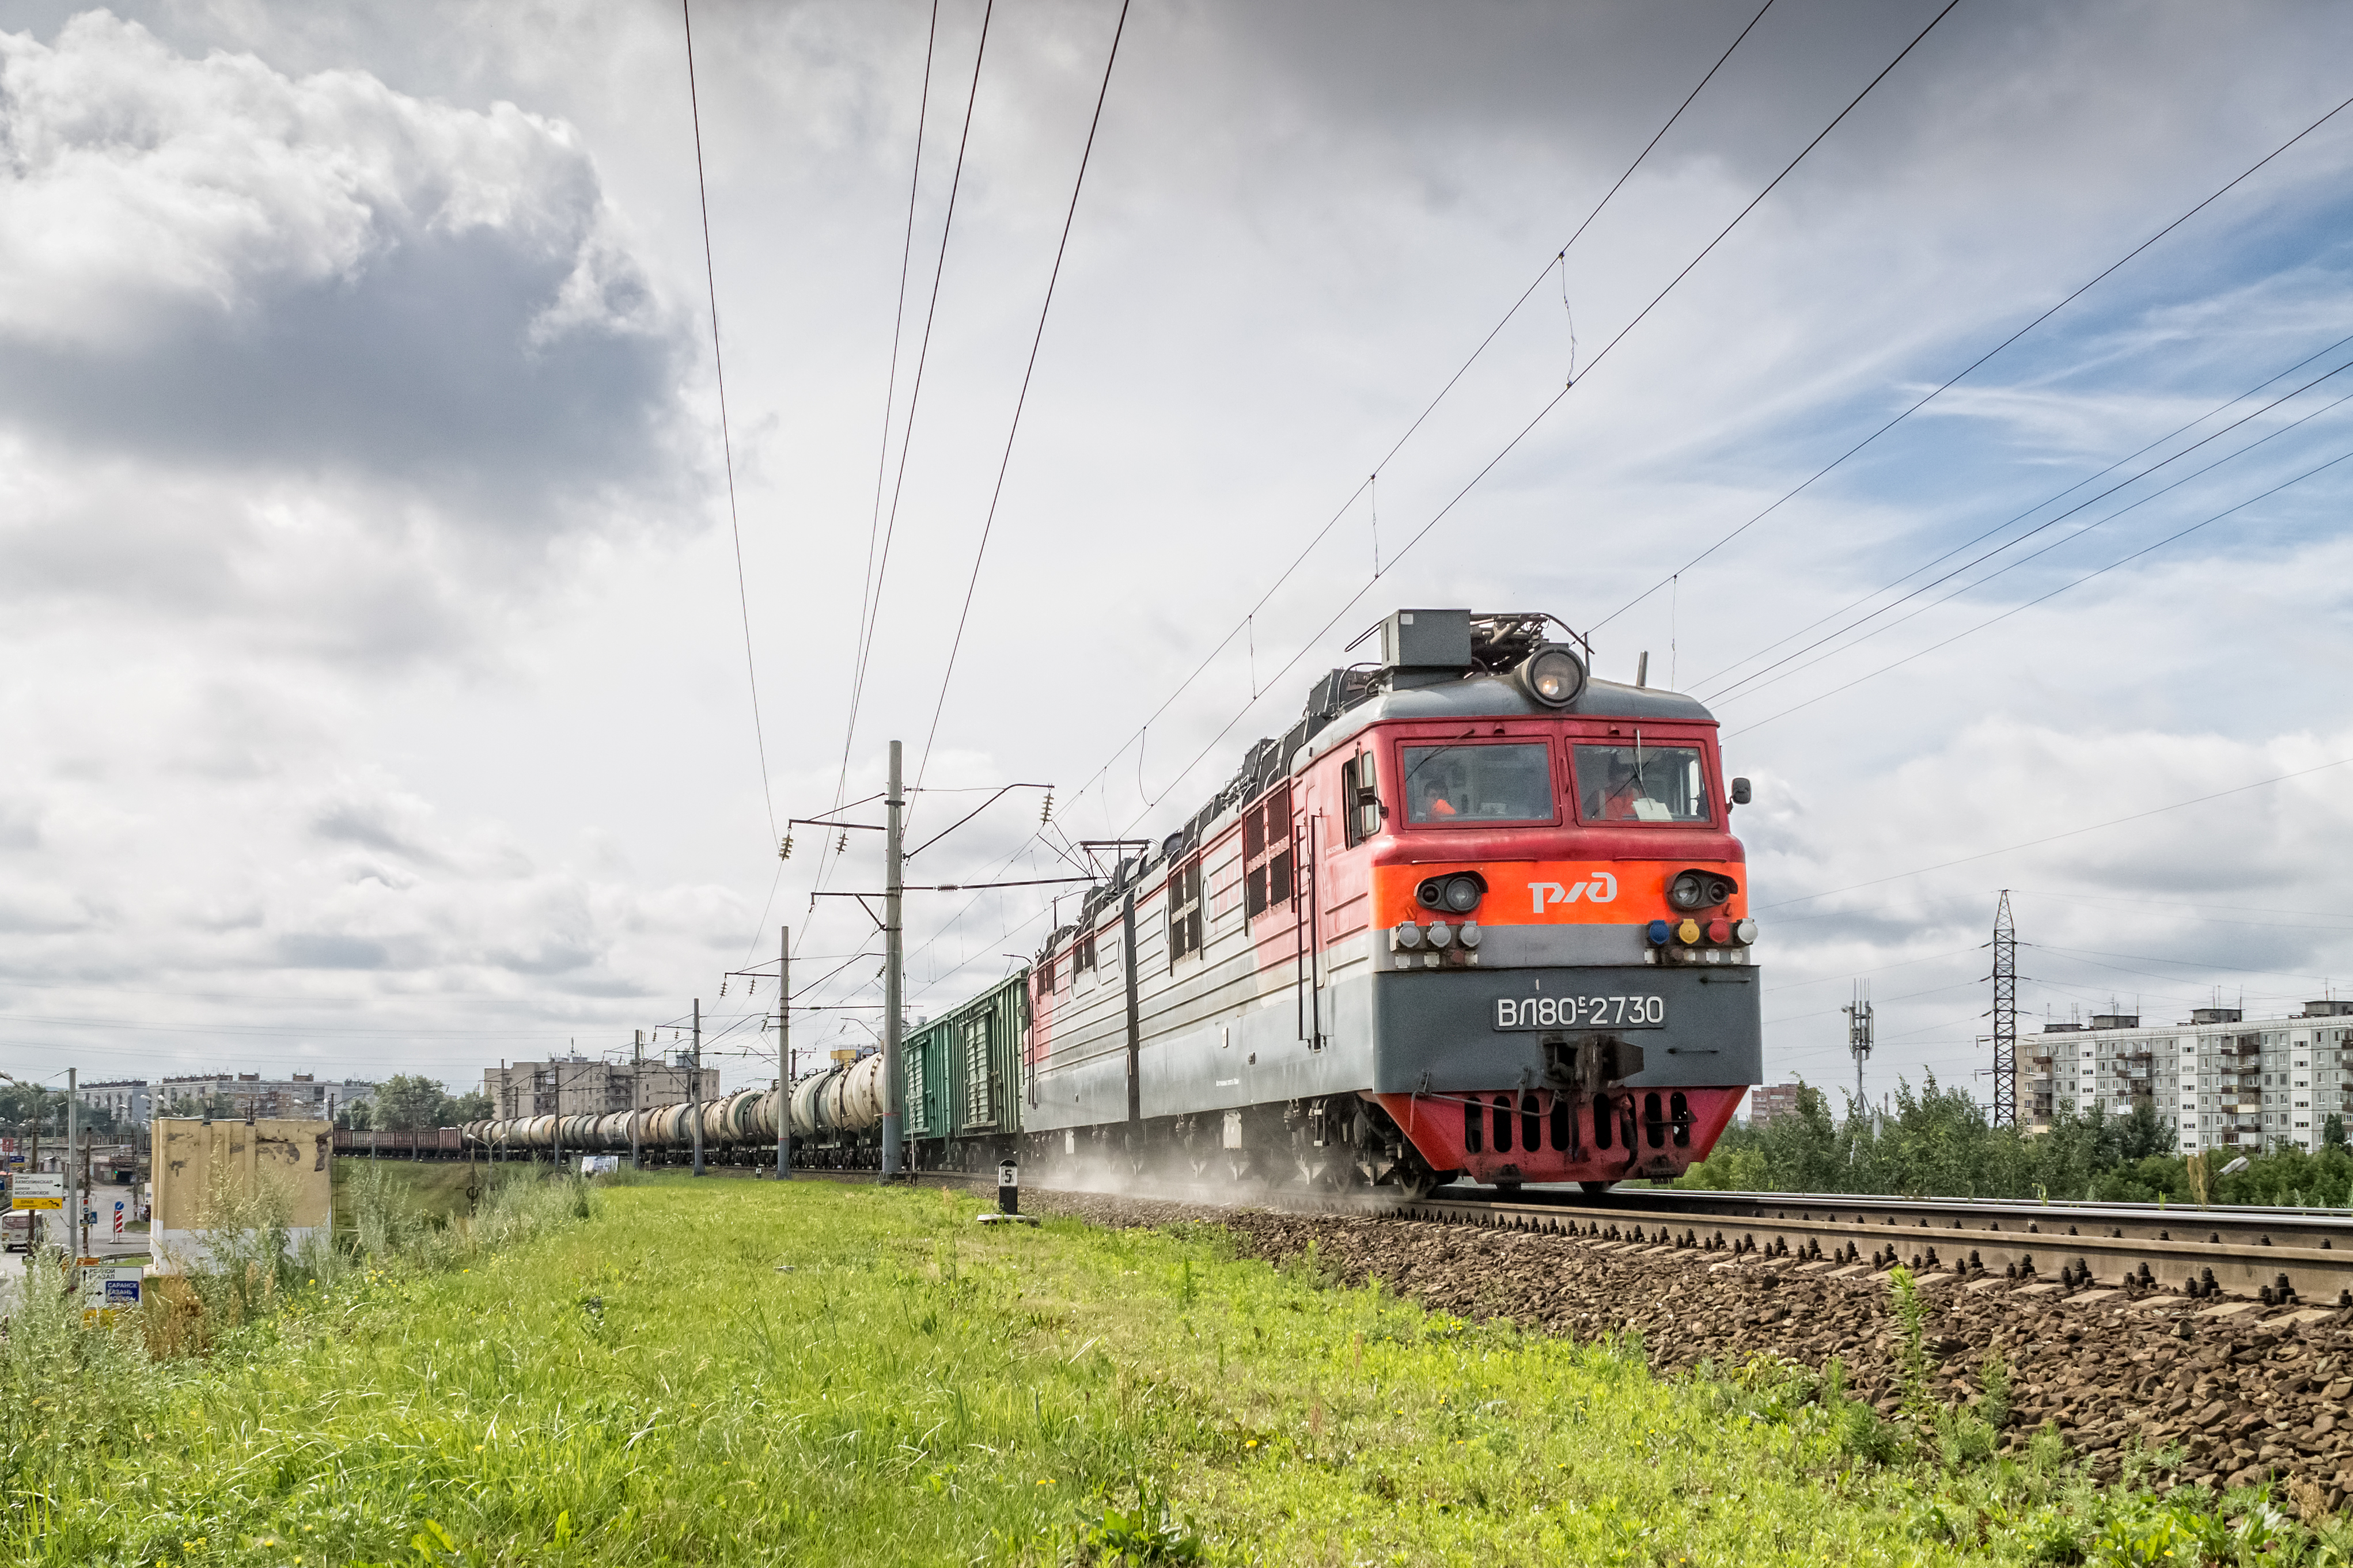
[
  {"xmin": 1747, "ymin": 1083, "xmax": 1806, "ymax": 1127},
  {"xmin": 157, "ymin": 1072, "xmax": 375, "ymax": 1122},
  {"xmin": 2024, "ymin": 1000, "xmax": 2353, "ymax": 1152},
  {"xmin": 76, "ymin": 1079, "xmax": 152, "ymax": 1127},
  {"xmin": 480, "ymin": 1055, "xmax": 718, "ymax": 1119}
]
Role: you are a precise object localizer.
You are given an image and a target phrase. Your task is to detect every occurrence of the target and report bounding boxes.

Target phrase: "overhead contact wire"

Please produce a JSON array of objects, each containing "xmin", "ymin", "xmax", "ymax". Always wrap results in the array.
[
  {"xmin": 1592, "ymin": 81, "xmax": 2353, "ymax": 633},
  {"xmin": 914, "ymin": 0, "xmax": 1134, "ymax": 800},
  {"xmin": 1021, "ymin": 0, "xmax": 1782, "ymax": 836},
  {"xmin": 819, "ymin": 0, "xmax": 944, "ymax": 910},
  {"xmin": 847, "ymin": 3, "xmax": 1956, "ymax": 997},
  {"xmin": 681, "ymin": 0, "xmax": 777, "ymax": 841}
]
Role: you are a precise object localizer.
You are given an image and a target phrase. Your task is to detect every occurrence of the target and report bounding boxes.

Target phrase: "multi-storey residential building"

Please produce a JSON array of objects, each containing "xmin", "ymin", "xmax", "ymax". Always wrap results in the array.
[
  {"xmin": 480, "ymin": 1055, "xmax": 718, "ymax": 1119},
  {"xmin": 158, "ymin": 1073, "xmax": 376, "ymax": 1122},
  {"xmin": 1746, "ymin": 1083, "xmax": 1808, "ymax": 1127},
  {"xmin": 75, "ymin": 1079, "xmax": 152, "ymax": 1127},
  {"xmin": 2025, "ymin": 1000, "xmax": 2353, "ymax": 1153}
]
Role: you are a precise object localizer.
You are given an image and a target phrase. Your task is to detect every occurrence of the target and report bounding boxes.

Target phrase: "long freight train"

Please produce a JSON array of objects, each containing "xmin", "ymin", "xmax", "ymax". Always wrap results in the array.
[{"xmin": 470, "ymin": 610, "xmax": 1764, "ymax": 1194}]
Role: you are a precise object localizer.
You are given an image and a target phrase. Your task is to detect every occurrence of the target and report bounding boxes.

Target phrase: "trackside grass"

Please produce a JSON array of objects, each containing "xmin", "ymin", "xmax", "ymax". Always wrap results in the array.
[{"xmin": 11, "ymin": 1178, "xmax": 2346, "ymax": 1565}]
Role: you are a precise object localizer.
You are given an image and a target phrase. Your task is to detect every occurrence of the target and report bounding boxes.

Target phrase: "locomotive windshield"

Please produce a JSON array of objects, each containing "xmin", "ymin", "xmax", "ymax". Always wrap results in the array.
[
  {"xmin": 1401, "ymin": 741, "xmax": 1554, "ymax": 823},
  {"xmin": 1574, "ymin": 742, "xmax": 1711, "ymax": 823}
]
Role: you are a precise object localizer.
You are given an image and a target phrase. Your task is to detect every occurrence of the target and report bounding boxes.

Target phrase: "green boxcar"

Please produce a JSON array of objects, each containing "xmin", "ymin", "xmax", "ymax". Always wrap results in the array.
[{"xmin": 903, "ymin": 971, "xmax": 1028, "ymax": 1166}]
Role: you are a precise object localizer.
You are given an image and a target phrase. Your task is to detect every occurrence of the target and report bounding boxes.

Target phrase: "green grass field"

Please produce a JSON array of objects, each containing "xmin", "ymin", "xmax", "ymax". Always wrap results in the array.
[
  {"xmin": 328, "ymin": 1156, "xmax": 480, "ymax": 1233},
  {"xmin": 8, "ymin": 1176, "xmax": 2329, "ymax": 1565}
]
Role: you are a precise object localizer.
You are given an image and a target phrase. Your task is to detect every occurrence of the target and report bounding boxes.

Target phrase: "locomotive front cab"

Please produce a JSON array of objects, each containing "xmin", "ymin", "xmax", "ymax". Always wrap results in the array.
[{"xmin": 1306, "ymin": 617, "xmax": 1763, "ymax": 1190}]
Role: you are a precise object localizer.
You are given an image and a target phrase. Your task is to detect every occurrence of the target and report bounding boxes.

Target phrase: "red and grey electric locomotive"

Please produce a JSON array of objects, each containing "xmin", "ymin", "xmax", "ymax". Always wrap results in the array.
[
  {"xmin": 467, "ymin": 609, "xmax": 1763, "ymax": 1190},
  {"xmin": 1020, "ymin": 608, "xmax": 1761, "ymax": 1194}
]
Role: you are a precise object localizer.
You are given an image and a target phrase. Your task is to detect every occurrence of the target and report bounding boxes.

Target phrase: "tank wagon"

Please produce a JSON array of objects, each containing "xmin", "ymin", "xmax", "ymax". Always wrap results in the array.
[
  {"xmin": 466, "ymin": 977, "xmax": 1033, "ymax": 1169},
  {"xmin": 470, "ymin": 610, "xmax": 1763, "ymax": 1196}
]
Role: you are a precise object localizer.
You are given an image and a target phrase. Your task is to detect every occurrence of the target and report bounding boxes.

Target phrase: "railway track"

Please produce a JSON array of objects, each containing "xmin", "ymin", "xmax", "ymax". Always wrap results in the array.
[
  {"xmin": 803, "ymin": 1167, "xmax": 2353, "ymax": 1310},
  {"xmin": 1376, "ymin": 1184, "xmax": 2353, "ymax": 1312}
]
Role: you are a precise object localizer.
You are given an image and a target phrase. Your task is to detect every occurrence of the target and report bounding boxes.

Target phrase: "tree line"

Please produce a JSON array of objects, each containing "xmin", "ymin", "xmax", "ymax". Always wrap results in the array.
[
  {"xmin": 1681, "ymin": 1076, "xmax": 2353, "ymax": 1208},
  {"xmin": 334, "ymin": 1076, "xmax": 491, "ymax": 1132}
]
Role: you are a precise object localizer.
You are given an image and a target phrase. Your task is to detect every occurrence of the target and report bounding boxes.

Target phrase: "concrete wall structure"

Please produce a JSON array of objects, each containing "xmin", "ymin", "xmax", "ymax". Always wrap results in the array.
[{"xmin": 150, "ymin": 1117, "xmax": 333, "ymax": 1270}]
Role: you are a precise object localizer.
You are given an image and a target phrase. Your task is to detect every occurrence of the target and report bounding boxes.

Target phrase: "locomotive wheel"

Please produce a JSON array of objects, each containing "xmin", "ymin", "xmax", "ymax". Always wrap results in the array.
[{"xmin": 1578, "ymin": 1179, "xmax": 1619, "ymax": 1195}]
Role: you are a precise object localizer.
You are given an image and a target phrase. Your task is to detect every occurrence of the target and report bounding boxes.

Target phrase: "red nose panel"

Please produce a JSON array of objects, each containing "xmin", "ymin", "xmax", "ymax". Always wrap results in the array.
[{"xmin": 1369, "ymin": 1085, "xmax": 1746, "ymax": 1186}]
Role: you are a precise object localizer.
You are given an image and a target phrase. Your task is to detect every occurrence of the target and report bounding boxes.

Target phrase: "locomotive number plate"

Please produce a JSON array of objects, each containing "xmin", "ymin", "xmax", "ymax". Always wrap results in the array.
[{"xmin": 1493, "ymin": 995, "xmax": 1665, "ymax": 1031}]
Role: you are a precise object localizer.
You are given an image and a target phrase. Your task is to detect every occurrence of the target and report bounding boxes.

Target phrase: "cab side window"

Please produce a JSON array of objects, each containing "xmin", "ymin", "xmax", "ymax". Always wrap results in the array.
[{"xmin": 1342, "ymin": 752, "xmax": 1383, "ymax": 846}]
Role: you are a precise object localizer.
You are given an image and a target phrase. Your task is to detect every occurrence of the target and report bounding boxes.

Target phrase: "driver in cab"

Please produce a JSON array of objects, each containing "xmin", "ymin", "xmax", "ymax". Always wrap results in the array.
[{"xmin": 1588, "ymin": 754, "xmax": 1659, "ymax": 822}]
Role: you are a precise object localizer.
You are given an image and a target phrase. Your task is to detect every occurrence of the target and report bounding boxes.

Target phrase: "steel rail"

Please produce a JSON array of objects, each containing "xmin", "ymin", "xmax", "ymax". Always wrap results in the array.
[
  {"xmin": 1378, "ymin": 1183, "xmax": 2353, "ymax": 1312},
  {"xmin": 782, "ymin": 1166, "xmax": 2353, "ymax": 1309}
]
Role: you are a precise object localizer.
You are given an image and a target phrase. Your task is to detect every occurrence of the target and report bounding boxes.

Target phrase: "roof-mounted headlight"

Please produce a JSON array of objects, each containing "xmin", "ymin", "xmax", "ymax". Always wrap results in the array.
[{"xmin": 1515, "ymin": 644, "xmax": 1586, "ymax": 708}]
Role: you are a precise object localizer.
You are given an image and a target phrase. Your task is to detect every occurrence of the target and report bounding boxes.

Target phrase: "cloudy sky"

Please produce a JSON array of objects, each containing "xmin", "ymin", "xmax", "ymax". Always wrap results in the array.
[{"xmin": 4, "ymin": 0, "xmax": 2351, "ymax": 1109}]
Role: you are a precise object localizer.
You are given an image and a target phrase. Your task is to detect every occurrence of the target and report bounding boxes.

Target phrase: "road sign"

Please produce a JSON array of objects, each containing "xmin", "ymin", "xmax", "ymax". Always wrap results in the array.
[
  {"xmin": 78, "ymin": 1263, "xmax": 142, "ymax": 1324},
  {"xmin": 112, "ymin": 1199, "xmax": 126, "ymax": 1237},
  {"xmin": 579, "ymin": 1155, "xmax": 619, "ymax": 1175},
  {"xmin": 11, "ymin": 1174, "xmax": 62, "ymax": 1211}
]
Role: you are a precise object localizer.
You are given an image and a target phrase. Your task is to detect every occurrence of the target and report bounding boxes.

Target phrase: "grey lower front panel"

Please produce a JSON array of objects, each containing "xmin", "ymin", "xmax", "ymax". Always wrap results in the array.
[
  {"xmin": 1030, "ymin": 961, "xmax": 1760, "ymax": 1129},
  {"xmin": 1368, "ymin": 963, "xmax": 1761, "ymax": 1094}
]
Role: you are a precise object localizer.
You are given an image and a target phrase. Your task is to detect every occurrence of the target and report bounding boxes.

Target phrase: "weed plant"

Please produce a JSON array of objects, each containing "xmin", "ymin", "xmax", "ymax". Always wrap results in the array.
[{"xmin": 17, "ymin": 1179, "xmax": 2353, "ymax": 1563}]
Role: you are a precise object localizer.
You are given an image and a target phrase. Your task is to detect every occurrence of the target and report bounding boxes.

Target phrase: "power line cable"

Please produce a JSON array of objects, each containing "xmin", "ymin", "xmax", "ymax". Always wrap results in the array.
[
  {"xmin": 1590, "ymin": 83, "xmax": 2353, "ymax": 634},
  {"xmin": 988, "ymin": 0, "xmax": 1783, "ymax": 846},
  {"xmin": 821, "ymin": 0, "xmax": 945, "ymax": 904},
  {"xmin": 680, "ymin": 0, "xmax": 776, "ymax": 840},
  {"xmin": 833, "ymin": 0, "xmax": 996, "ymax": 820},
  {"xmin": 1692, "ymin": 334, "xmax": 2353, "ymax": 700},
  {"xmin": 1728, "ymin": 438, "xmax": 2353, "ymax": 732},
  {"xmin": 808, "ymin": 0, "xmax": 1957, "ymax": 1001},
  {"xmin": 914, "ymin": 0, "xmax": 1133, "ymax": 802},
  {"xmin": 1714, "ymin": 377, "xmax": 2353, "ymax": 709}
]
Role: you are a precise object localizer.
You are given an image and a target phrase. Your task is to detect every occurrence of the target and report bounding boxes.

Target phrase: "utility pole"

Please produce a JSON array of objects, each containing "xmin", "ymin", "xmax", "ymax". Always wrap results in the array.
[
  {"xmin": 882, "ymin": 739, "xmax": 907, "ymax": 1181},
  {"xmin": 1991, "ymin": 889, "xmax": 2018, "ymax": 1127},
  {"xmin": 790, "ymin": 926, "xmax": 800, "ymax": 1184},
  {"xmin": 66, "ymin": 1067, "xmax": 79, "ymax": 1259},
  {"xmin": 691, "ymin": 998, "xmax": 704, "ymax": 1177},
  {"xmin": 631, "ymin": 1031, "xmax": 644, "ymax": 1171},
  {"xmin": 1844, "ymin": 983, "xmax": 1874, "ymax": 1125}
]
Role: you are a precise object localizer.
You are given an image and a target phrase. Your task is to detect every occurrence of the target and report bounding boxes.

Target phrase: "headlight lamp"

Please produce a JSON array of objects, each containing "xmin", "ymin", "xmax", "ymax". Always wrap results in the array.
[
  {"xmin": 1515, "ymin": 644, "xmax": 1587, "ymax": 708},
  {"xmin": 1416, "ymin": 872, "xmax": 1487, "ymax": 913},
  {"xmin": 1667, "ymin": 869, "xmax": 1739, "ymax": 911}
]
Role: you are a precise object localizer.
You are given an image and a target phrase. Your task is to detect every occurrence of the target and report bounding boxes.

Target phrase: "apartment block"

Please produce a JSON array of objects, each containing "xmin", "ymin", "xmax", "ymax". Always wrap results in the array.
[
  {"xmin": 480, "ymin": 1055, "xmax": 719, "ymax": 1119},
  {"xmin": 76, "ymin": 1079, "xmax": 153, "ymax": 1126},
  {"xmin": 2025, "ymin": 1000, "xmax": 2353, "ymax": 1153},
  {"xmin": 158, "ymin": 1072, "xmax": 376, "ymax": 1122}
]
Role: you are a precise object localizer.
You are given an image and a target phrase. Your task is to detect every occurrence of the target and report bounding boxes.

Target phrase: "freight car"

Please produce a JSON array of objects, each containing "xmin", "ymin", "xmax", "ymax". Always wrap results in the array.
[
  {"xmin": 334, "ymin": 1127, "xmax": 465, "ymax": 1159},
  {"xmin": 471, "ymin": 609, "xmax": 1763, "ymax": 1197},
  {"xmin": 465, "ymin": 979, "xmax": 1026, "ymax": 1171}
]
